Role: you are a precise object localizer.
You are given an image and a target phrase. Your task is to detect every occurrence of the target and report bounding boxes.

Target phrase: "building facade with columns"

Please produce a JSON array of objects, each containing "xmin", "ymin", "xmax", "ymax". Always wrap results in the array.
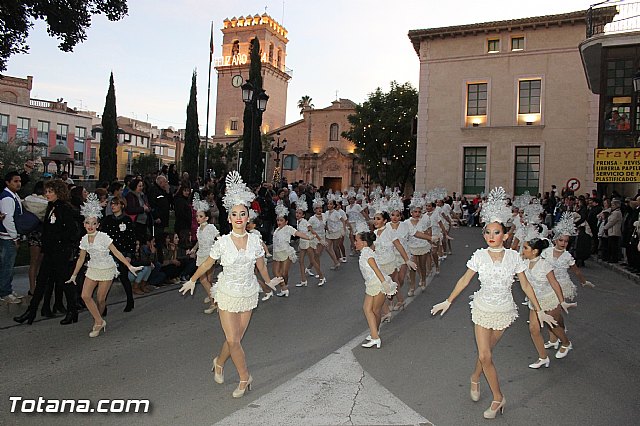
[{"xmin": 409, "ymin": 10, "xmax": 613, "ymax": 197}]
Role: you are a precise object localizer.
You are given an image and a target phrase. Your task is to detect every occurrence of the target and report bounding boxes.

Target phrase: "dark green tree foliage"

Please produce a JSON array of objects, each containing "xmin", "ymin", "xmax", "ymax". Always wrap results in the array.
[
  {"xmin": 131, "ymin": 153, "xmax": 160, "ymax": 176},
  {"xmin": 99, "ymin": 72, "xmax": 118, "ymax": 182},
  {"xmin": 342, "ymin": 81, "xmax": 418, "ymax": 190},
  {"xmin": 199, "ymin": 142, "xmax": 237, "ymax": 179},
  {"xmin": 182, "ymin": 70, "xmax": 200, "ymax": 179},
  {"xmin": 240, "ymin": 37, "xmax": 264, "ymax": 185},
  {"xmin": 0, "ymin": 0, "xmax": 128, "ymax": 72}
]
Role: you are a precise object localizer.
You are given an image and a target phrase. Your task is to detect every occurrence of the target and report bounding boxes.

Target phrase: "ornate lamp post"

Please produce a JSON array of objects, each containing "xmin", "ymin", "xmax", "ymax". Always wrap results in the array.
[
  {"xmin": 241, "ymin": 81, "xmax": 269, "ymax": 184},
  {"xmin": 271, "ymin": 132, "xmax": 287, "ymax": 187}
]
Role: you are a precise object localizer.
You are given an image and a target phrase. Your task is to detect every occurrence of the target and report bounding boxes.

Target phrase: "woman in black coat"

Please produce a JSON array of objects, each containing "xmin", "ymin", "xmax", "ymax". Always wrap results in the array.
[
  {"xmin": 14, "ymin": 180, "xmax": 79, "ymax": 325},
  {"xmin": 173, "ymin": 184, "xmax": 192, "ymax": 237}
]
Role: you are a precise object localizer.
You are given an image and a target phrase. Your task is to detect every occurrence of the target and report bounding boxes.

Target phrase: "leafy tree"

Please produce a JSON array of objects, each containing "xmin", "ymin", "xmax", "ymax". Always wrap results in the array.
[
  {"xmin": 99, "ymin": 72, "xmax": 118, "ymax": 183},
  {"xmin": 342, "ymin": 81, "xmax": 418, "ymax": 190},
  {"xmin": 0, "ymin": 140, "xmax": 41, "ymax": 192},
  {"xmin": 297, "ymin": 95, "xmax": 314, "ymax": 115},
  {"xmin": 240, "ymin": 37, "xmax": 264, "ymax": 185},
  {"xmin": 182, "ymin": 70, "xmax": 199, "ymax": 180},
  {"xmin": 199, "ymin": 142, "xmax": 237, "ymax": 179},
  {"xmin": 131, "ymin": 153, "xmax": 161, "ymax": 176},
  {"xmin": 0, "ymin": 0, "xmax": 128, "ymax": 72}
]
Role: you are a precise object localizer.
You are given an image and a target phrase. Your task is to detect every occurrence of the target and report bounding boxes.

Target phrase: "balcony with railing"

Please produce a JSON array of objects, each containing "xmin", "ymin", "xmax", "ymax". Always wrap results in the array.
[{"xmin": 587, "ymin": 1, "xmax": 640, "ymax": 37}]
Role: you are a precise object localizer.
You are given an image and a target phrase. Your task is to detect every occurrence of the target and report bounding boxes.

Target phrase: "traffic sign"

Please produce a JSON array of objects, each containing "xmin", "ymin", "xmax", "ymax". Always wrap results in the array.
[{"xmin": 566, "ymin": 177, "xmax": 580, "ymax": 192}]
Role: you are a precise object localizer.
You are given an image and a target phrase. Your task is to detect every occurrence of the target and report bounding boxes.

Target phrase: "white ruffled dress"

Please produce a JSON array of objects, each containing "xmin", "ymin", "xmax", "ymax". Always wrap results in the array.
[
  {"xmin": 325, "ymin": 209, "xmax": 346, "ymax": 240},
  {"xmin": 524, "ymin": 258, "xmax": 561, "ymax": 312},
  {"xmin": 80, "ymin": 232, "xmax": 118, "ymax": 281},
  {"xmin": 466, "ymin": 248, "xmax": 527, "ymax": 330},
  {"xmin": 359, "ymin": 247, "xmax": 397, "ymax": 297},
  {"xmin": 386, "ymin": 221, "xmax": 411, "ymax": 268},
  {"xmin": 297, "ymin": 218, "xmax": 316, "ymax": 250},
  {"xmin": 373, "ymin": 227, "xmax": 398, "ymax": 275},
  {"xmin": 541, "ymin": 247, "xmax": 578, "ymax": 301},
  {"xmin": 196, "ymin": 223, "xmax": 220, "ymax": 267},
  {"xmin": 209, "ymin": 233, "xmax": 265, "ymax": 312},
  {"xmin": 272, "ymin": 224, "xmax": 298, "ymax": 262},
  {"xmin": 405, "ymin": 217, "xmax": 431, "ymax": 256},
  {"xmin": 309, "ymin": 214, "xmax": 326, "ymax": 247}
]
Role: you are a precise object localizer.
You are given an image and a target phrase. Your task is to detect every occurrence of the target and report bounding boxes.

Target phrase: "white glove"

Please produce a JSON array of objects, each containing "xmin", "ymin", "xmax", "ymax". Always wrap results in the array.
[
  {"xmin": 266, "ymin": 277, "xmax": 284, "ymax": 291},
  {"xmin": 179, "ymin": 280, "xmax": 196, "ymax": 296},
  {"xmin": 405, "ymin": 260, "xmax": 418, "ymax": 271},
  {"xmin": 536, "ymin": 310, "xmax": 558, "ymax": 329},
  {"xmin": 431, "ymin": 299, "xmax": 451, "ymax": 316},
  {"xmin": 560, "ymin": 301, "xmax": 577, "ymax": 314},
  {"xmin": 128, "ymin": 265, "xmax": 144, "ymax": 277},
  {"xmin": 381, "ymin": 276, "xmax": 398, "ymax": 296},
  {"xmin": 65, "ymin": 275, "xmax": 77, "ymax": 285},
  {"xmin": 582, "ymin": 280, "xmax": 595, "ymax": 288}
]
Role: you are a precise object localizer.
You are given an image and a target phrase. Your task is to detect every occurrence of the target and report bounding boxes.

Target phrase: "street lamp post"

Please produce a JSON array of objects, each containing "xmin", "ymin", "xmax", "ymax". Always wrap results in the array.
[
  {"xmin": 271, "ymin": 132, "xmax": 287, "ymax": 187},
  {"xmin": 241, "ymin": 81, "xmax": 269, "ymax": 184}
]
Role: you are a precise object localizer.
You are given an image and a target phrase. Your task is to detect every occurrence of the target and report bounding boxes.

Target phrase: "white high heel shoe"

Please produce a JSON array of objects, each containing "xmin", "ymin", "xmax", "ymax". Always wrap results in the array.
[
  {"xmin": 470, "ymin": 379, "xmax": 480, "ymax": 402},
  {"xmin": 305, "ymin": 268, "xmax": 314, "ymax": 276},
  {"xmin": 261, "ymin": 292, "xmax": 273, "ymax": 301},
  {"xmin": 317, "ymin": 278, "xmax": 326, "ymax": 286},
  {"xmin": 361, "ymin": 338, "xmax": 381, "ymax": 348},
  {"xmin": 555, "ymin": 342, "xmax": 572, "ymax": 359},
  {"xmin": 483, "ymin": 397, "xmax": 505, "ymax": 419},
  {"xmin": 295, "ymin": 281, "xmax": 308, "ymax": 287},
  {"xmin": 211, "ymin": 356, "xmax": 224, "ymax": 384},
  {"xmin": 232, "ymin": 375, "xmax": 253, "ymax": 398},
  {"xmin": 89, "ymin": 320, "xmax": 106, "ymax": 338},
  {"xmin": 276, "ymin": 289, "xmax": 289, "ymax": 297},
  {"xmin": 528, "ymin": 357, "xmax": 550, "ymax": 369},
  {"xmin": 204, "ymin": 305, "xmax": 217, "ymax": 314},
  {"xmin": 544, "ymin": 340, "xmax": 560, "ymax": 349}
]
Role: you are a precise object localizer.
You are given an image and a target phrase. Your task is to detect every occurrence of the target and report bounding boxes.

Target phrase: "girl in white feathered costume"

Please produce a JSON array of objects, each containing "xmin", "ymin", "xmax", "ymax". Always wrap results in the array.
[
  {"xmin": 187, "ymin": 193, "xmax": 220, "ymax": 314},
  {"xmin": 405, "ymin": 192, "xmax": 431, "ymax": 294},
  {"xmin": 179, "ymin": 172, "xmax": 283, "ymax": 399},
  {"xmin": 271, "ymin": 200, "xmax": 311, "ymax": 298},
  {"xmin": 431, "ymin": 187, "xmax": 557, "ymax": 420},
  {"xmin": 67, "ymin": 193, "xmax": 143, "ymax": 338},
  {"xmin": 356, "ymin": 231, "xmax": 398, "ymax": 349},
  {"xmin": 294, "ymin": 195, "xmax": 326, "ymax": 288},
  {"xmin": 385, "ymin": 192, "xmax": 415, "ymax": 311},
  {"xmin": 541, "ymin": 212, "xmax": 594, "ymax": 350}
]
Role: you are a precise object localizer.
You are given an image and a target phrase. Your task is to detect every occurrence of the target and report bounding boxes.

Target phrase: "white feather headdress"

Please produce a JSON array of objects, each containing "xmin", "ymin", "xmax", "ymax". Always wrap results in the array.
[
  {"xmin": 296, "ymin": 194, "xmax": 308, "ymax": 212},
  {"xmin": 249, "ymin": 209, "xmax": 258, "ymax": 221},
  {"xmin": 513, "ymin": 191, "xmax": 532, "ymax": 210},
  {"xmin": 409, "ymin": 191, "xmax": 426, "ymax": 210},
  {"xmin": 552, "ymin": 212, "xmax": 577, "ymax": 239},
  {"xmin": 480, "ymin": 187, "xmax": 512, "ymax": 225},
  {"xmin": 347, "ymin": 187, "xmax": 356, "ymax": 199},
  {"xmin": 312, "ymin": 193, "xmax": 324, "ymax": 209},
  {"xmin": 523, "ymin": 200, "xmax": 543, "ymax": 224},
  {"xmin": 369, "ymin": 195, "xmax": 390, "ymax": 215},
  {"xmin": 192, "ymin": 192, "xmax": 210, "ymax": 213},
  {"xmin": 81, "ymin": 193, "xmax": 103, "ymax": 219},
  {"xmin": 387, "ymin": 192, "xmax": 404, "ymax": 213},
  {"xmin": 275, "ymin": 200, "xmax": 289, "ymax": 218},
  {"xmin": 356, "ymin": 187, "xmax": 366, "ymax": 201},
  {"xmin": 523, "ymin": 223, "xmax": 543, "ymax": 243},
  {"xmin": 223, "ymin": 171, "xmax": 255, "ymax": 211}
]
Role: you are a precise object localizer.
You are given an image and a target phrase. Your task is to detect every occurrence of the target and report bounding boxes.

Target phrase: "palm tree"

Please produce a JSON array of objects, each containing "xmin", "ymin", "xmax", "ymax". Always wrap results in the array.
[{"xmin": 297, "ymin": 95, "xmax": 314, "ymax": 115}]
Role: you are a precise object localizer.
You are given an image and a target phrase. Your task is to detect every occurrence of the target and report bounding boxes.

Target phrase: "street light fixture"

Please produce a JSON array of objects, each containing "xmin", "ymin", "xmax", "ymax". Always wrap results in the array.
[{"xmin": 271, "ymin": 132, "xmax": 287, "ymax": 187}]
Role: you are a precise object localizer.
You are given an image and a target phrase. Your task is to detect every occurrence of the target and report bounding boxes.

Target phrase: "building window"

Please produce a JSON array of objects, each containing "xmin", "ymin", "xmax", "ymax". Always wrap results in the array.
[
  {"xmin": 17, "ymin": 117, "xmax": 30, "ymax": 141},
  {"xmin": 90, "ymin": 147, "xmax": 97, "ymax": 162},
  {"xmin": 329, "ymin": 123, "xmax": 339, "ymax": 141},
  {"xmin": 487, "ymin": 39, "xmax": 500, "ymax": 53},
  {"xmin": 515, "ymin": 146, "xmax": 540, "ymax": 195},
  {"xmin": 0, "ymin": 114, "xmax": 8, "ymax": 143},
  {"xmin": 518, "ymin": 80, "xmax": 541, "ymax": 114},
  {"xmin": 230, "ymin": 120, "xmax": 238, "ymax": 131},
  {"xmin": 268, "ymin": 43, "xmax": 274, "ymax": 63},
  {"xmin": 56, "ymin": 124, "xmax": 68, "ymax": 146},
  {"xmin": 231, "ymin": 40, "xmax": 240, "ymax": 56},
  {"xmin": 603, "ymin": 60, "xmax": 635, "ymax": 132},
  {"xmin": 466, "ymin": 83, "xmax": 488, "ymax": 120},
  {"xmin": 277, "ymin": 49, "xmax": 282, "ymax": 69},
  {"xmin": 463, "ymin": 147, "xmax": 487, "ymax": 195},
  {"xmin": 37, "ymin": 121, "xmax": 49, "ymax": 156},
  {"xmin": 74, "ymin": 126, "xmax": 86, "ymax": 163},
  {"xmin": 511, "ymin": 36, "xmax": 524, "ymax": 51}
]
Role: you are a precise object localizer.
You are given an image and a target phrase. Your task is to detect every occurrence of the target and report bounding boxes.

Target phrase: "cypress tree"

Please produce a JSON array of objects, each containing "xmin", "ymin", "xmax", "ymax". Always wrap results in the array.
[
  {"xmin": 240, "ymin": 38, "xmax": 264, "ymax": 185},
  {"xmin": 99, "ymin": 72, "xmax": 118, "ymax": 182},
  {"xmin": 182, "ymin": 70, "xmax": 200, "ymax": 179}
]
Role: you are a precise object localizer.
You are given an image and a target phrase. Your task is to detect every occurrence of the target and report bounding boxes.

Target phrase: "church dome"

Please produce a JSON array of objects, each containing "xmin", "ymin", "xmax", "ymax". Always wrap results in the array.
[{"xmin": 50, "ymin": 144, "xmax": 72, "ymax": 158}]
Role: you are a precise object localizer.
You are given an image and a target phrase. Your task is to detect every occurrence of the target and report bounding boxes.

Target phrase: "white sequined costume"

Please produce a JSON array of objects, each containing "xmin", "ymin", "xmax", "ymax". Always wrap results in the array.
[
  {"xmin": 297, "ymin": 218, "xmax": 316, "ymax": 250},
  {"xmin": 373, "ymin": 227, "xmax": 398, "ymax": 275},
  {"xmin": 466, "ymin": 248, "xmax": 527, "ymax": 330},
  {"xmin": 359, "ymin": 247, "xmax": 397, "ymax": 296},
  {"xmin": 541, "ymin": 247, "xmax": 577, "ymax": 301},
  {"xmin": 386, "ymin": 221, "xmax": 411, "ymax": 268},
  {"xmin": 309, "ymin": 214, "xmax": 326, "ymax": 246},
  {"xmin": 272, "ymin": 224, "xmax": 298, "ymax": 262},
  {"xmin": 196, "ymin": 223, "xmax": 220, "ymax": 266},
  {"xmin": 79, "ymin": 231, "xmax": 118, "ymax": 281},
  {"xmin": 524, "ymin": 258, "xmax": 561, "ymax": 312},
  {"xmin": 209, "ymin": 233, "xmax": 265, "ymax": 312},
  {"xmin": 405, "ymin": 217, "xmax": 431, "ymax": 255},
  {"xmin": 325, "ymin": 209, "xmax": 346, "ymax": 240},
  {"xmin": 346, "ymin": 203, "xmax": 369, "ymax": 234}
]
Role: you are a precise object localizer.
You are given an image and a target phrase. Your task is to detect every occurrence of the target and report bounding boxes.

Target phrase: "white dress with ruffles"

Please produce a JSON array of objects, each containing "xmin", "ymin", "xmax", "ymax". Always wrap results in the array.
[
  {"xmin": 466, "ymin": 248, "xmax": 527, "ymax": 330},
  {"xmin": 80, "ymin": 231, "xmax": 118, "ymax": 281},
  {"xmin": 405, "ymin": 218, "xmax": 430, "ymax": 255},
  {"xmin": 542, "ymin": 247, "xmax": 577, "ymax": 301},
  {"xmin": 209, "ymin": 233, "xmax": 265, "ymax": 312},
  {"xmin": 272, "ymin": 224, "xmax": 298, "ymax": 262},
  {"xmin": 325, "ymin": 209, "xmax": 346, "ymax": 240},
  {"xmin": 524, "ymin": 258, "xmax": 561, "ymax": 312},
  {"xmin": 297, "ymin": 218, "xmax": 315, "ymax": 250},
  {"xmin": 386, "ymin": 221, "xmax": 411, "ymax": 268},
  {"xmin": 373, "ymin": 226, "xmax": 398, "ymax": 275},
  {"xmin": 309, "ymin": 214, "xmax": 326, "ymax": 247},
  {"xmin": 346, "ymin": 203, "xmax": 369, "ymax": 234},
  {"xmin": 359, "ymin": 246, "xmax": 397, "ymax": 297},
  {"xmin": 196, "ymin": 223, "xmax": 220, "ymax": 267}
]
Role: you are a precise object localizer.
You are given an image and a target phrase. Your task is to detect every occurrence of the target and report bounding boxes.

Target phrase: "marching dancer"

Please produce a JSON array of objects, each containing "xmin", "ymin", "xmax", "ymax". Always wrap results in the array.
[
  {"xmin": 307, "ymin": 194, "xmax": 338, "ymax": 275},
  {"xmin": 346, "ymin": 189, "xmax": 370, "ymax": 255},
  {"xmin": 431, "ymin": 187, "xmax": 557, "ymax": 419},
  {"xmin": 67, "ymin": 193, "xmax": 143, "ymax": 337},
  {"xmin": 405, "ymin": 194, "xmax": 431, "ymax": 294},
  {"xmin": 188, "ymin": 193, "xmax": 220, "ymax": 314},
  {"xmin": 386, "ymin": 193, "xmax": 413, "ymax": 310},
  {"xmin": 179, "ymin": 172, "xmax": 283, "ymax": 398},
  {"xmin": 356, "ymin": 231, "xmax": 398, "ymax": 349},
  {"xmin": 325, "ymin": 197, "xmax": 347, "ymax": 270},
  {"xmin": 295, "ymin": 195, "xmax": 325, "ymax": 287}
]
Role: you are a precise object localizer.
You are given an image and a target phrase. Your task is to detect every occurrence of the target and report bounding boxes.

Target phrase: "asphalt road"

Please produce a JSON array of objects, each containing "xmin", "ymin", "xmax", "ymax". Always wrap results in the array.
[{"xmin": 1, "ymin": 227, "xmax": 639, "ymax": 425}]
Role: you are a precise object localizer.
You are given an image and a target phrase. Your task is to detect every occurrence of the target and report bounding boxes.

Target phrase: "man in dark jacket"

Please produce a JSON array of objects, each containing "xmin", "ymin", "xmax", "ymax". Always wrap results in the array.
[
  {"xmin": 147, "ymin": 175, "xmax": 171, "ymax": 261},
  {"xmin": 587, "ymin": 198, "xmax": 602, "ymax": 254}
]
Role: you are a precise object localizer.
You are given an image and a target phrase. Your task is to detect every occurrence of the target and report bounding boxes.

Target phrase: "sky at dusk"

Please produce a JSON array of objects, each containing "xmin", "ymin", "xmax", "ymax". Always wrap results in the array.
[{"xmin": 5, "ymin": 0, "xmax": 594, "ymax": 134}]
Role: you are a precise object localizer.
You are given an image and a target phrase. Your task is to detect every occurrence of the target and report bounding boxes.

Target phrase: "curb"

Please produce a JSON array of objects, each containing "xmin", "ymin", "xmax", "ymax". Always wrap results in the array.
[{"xmin": 591, "ymin": 256, "xmax": 640, "ymax": 285}]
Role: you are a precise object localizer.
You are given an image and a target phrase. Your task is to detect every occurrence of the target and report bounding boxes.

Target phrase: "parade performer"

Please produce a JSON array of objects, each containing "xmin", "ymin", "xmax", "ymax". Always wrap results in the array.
[
  {"xmin": 405, "ymin": 193, "xmax": 431, "ymax": 294},
  {"xmin": 325, "ymin": 195, "xmax": 348, "ymax": 267},
  {"xmin": 179, "ymin": 172, "xmax": 283, "ymax": 398},
  {"xmin": 306, "ymin": 194, "xmax": 337, "ymax": 275},
  {"xmin": 356, "ymin": 231, "xmax": 398, "ymax": 349},
  {"xmin": 67, "ymin": 193, "xmax": 142, "ymax": 337},
  {"xmin": 431, "ymin": 187, "xmax": 557, "ymax": 419},
  {"xmin": 271, "ymin": 200, "xmax": 311, "ymax": 297},
  {"xmin": 346, "ymin": 189, "xmax": 370, "ymax": 255},
  {"xmin": 295, "ymin": 195, "xmax": 325, "ymax": 287},
  {"xmin": 188, "ymin": 193, "xmax": 220, "ymax": 314},
  {"xmin": 386, "ymin": 193, "xmax": 413, "ymax": 310},
  {"xmin": 521, "ymin": 233, "xmax": 576, "ymax": 369}
]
